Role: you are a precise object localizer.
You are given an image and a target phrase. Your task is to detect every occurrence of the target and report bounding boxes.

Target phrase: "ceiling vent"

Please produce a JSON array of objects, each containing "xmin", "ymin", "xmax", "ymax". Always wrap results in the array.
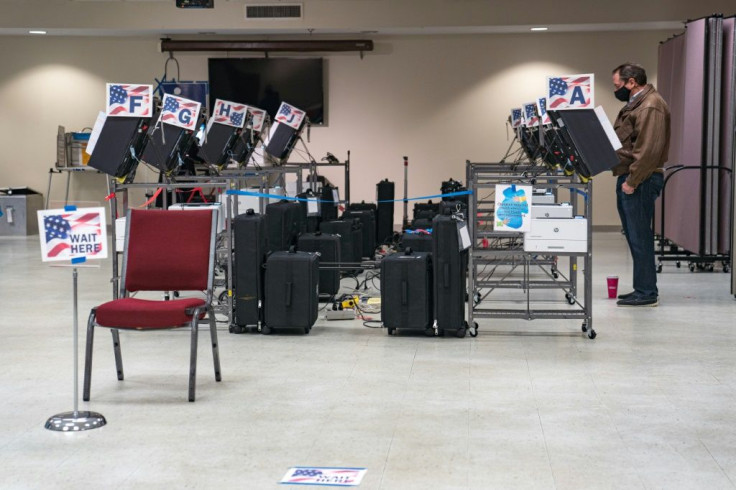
[{"xmin": 245, "ymin": 3, "xmax": 303, "ymax": 20}]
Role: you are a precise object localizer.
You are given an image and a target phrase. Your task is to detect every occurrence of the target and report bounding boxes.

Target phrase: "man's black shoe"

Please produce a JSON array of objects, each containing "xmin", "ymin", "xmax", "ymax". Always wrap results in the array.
[
  {"xmin": 616, "ymin": 295, "xmax": 658, "ymax": 307},
  {"xmin": 617, "ymin": 291, "xmax": 636, "ymax": 300}
]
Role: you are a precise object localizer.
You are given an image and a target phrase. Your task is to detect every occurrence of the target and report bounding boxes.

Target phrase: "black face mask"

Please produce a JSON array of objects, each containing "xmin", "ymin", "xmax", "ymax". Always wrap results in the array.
[{"xmin": 614, "ymin": 85, "xmax": 631, "ymax": 102}]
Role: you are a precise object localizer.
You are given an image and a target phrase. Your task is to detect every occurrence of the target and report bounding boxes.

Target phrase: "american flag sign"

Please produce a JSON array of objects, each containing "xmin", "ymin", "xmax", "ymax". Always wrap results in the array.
[
  {"xmin": 106, "ymin": 83, "xmax": 153, "ymax": 117},
  {"xmin": 280, "ymin": 467, "xmax": 367, "ymax": 486},
  {"xmin": 212, "ymin": 99, "xmax": 248, "ymax": 128},
  {"xmin": 37, "ymin": 207, "xmax": 108, "ymax": 262},
  {"xmin": 247, "ymin": 106, "xmax": 266, "ymax": 132},
  {"xmin": 547, "ymin": 74, "xmax": 594, "ymax": 109},
  {"xmin": 274, "ymin": 102, "xmax": 306, "ymax": 130},
  {"xmin": 160, "ymin": 93, "xmax": 202, "ymax": 131},
  {"xmin": 536, "ymin": 97, "xmax": 552, "ymax": 125},
  {"xmin": 510, "ymin": 108, "xmax": 523, "ymax": 128},
  {"xmin": 523, "ymin": 102, "xmax": 539, "ymax": 127}
]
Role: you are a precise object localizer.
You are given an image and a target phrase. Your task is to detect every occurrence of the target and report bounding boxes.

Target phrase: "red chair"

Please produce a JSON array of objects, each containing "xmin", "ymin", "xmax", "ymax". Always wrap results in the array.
[{"xmin": 83, "ymin": 209, "xmax": 222, "ymax": 402}]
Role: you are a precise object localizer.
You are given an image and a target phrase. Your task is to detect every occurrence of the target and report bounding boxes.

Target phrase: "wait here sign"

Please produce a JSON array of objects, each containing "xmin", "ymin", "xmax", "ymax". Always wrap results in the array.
[{"xmin": 37, "ymin": 207, "xmax": 108, "ymax": 262}]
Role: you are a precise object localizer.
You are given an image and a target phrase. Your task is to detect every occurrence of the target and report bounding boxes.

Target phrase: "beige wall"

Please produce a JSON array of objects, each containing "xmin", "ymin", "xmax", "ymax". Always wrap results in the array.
[{"xmin": 0, "ymin": 29, "xmax": 667, "ymax": 225}]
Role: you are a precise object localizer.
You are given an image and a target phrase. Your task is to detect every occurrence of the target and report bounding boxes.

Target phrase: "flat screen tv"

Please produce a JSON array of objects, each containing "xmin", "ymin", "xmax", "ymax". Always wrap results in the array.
[{"xmin": 208, "ymin": 58, "xmax": 325, "ymax": 125}]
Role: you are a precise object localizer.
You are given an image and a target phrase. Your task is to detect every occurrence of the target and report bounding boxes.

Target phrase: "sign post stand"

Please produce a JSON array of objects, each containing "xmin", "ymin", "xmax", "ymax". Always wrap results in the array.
[
  {"xmin": 38, "ymin": 206, "xmax": 109, "ymax": 432},
  {"xmin": 45, "ymin": 266, "xmax": 106, "ymax": 432}
]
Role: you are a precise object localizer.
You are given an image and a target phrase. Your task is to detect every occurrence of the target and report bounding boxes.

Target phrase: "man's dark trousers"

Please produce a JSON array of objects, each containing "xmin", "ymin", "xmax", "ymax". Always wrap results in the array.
[{"xmin": 616, "ymin": 173, "xmax": 664, "ymax": 298}]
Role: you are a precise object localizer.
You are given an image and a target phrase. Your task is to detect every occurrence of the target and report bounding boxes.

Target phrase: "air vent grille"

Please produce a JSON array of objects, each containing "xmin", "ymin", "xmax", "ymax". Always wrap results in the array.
[{"xmin": 245, "ymin": 3, "xmax": 303, "ymax": 19}]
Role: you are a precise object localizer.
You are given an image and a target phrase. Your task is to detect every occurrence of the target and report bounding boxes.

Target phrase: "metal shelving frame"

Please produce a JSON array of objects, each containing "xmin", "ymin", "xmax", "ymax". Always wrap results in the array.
[
  {"xmin": 107, "ymin": 166, "xmax": 306, "ymax": 328},
  {"xmin": 466, "ymin": 161, "xmax": 595, "ymax": 339}
]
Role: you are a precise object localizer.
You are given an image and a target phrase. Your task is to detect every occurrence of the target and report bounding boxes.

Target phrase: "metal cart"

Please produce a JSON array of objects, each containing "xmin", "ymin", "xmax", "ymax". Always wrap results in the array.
[{"xmin": 466, "ymin": 161, "xmax": 595, "ymax": 339}]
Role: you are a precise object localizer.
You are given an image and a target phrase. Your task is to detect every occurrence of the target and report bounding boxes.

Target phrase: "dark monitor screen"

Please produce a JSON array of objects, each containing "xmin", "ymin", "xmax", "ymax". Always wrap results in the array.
[
  {"xmin": 208, "ymin": 58, "xmax": 324, "ymax": 125},
  {"xmin": 550, "ymin": 109, "xmax": 620, "ymax": 177}
]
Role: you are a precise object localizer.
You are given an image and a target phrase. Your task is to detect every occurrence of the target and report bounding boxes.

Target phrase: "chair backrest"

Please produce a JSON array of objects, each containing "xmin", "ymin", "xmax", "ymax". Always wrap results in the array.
[{"xmin": 122, "ymin": 209, "xmax": 217, "ymax": 293}]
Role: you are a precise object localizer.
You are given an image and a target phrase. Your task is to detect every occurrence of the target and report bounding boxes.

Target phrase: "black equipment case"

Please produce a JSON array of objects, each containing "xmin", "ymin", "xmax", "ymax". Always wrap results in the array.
[
  {"xmin": 413, "ymin": 200, "xmax": 440, "ymax": 221},
  {"xmin": 232, "ymin": 209, "xmax": 268, "ymax": 333},
  {"xmin": 440, "ymin": 179, "xmax": 469, "ymax": 206},
  {"xmin": 298, "ymin": 232, "xmax": 341, "ymax": 296},
  {"xmin": 400, "ymin": 231, "xmax": 433, "ymax": 253},
  {"xmin": 263, "ymin": 249, "xmax": 319, "ymax": 334},
  {"xmin": 266, "ymin": 200, "xmax": 303, "ymax": 252},
  {"xmin": 297, "ymin": 190, "xmax": 321, "ymax": 233},
  {"xmin": 381, "ymin": 249, "xmax": 433, "ymax": 336},
  {"xmin": 319, "ymin": 219, "xmax": 363, "ymax": 274},
  {"xmin": 432, "ymin": 214, "xmax": 469, "ymax": 337},
  {"xmin": 439, "ymin": 200, "xmax": 468, "ymax": 216},
  {"xmin": 376, "ymin": 179, "xmax": 395, "ymax": 245},
  {"xmin": 320, "ymin": 184, "xmax": 339, "ymax": 221},
  {"xmin": 342, "ymin": 208, "xmax": 376, "ymax": 258}
]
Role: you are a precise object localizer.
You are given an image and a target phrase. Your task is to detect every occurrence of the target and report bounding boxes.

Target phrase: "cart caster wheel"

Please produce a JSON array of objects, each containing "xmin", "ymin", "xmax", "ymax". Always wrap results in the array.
[
  {"xmin": 455, "ymin": 328, "xmax": 467, "ymax": 338},
  {"xmin": 229, "ymin": 324, "xmax": 244, "ymax": 334},
  {"xmin": 565, "ymin": 293, "xmax": 575, "ymax": 305},
  {"xmin": 581, "ymin": 323, "xmax": 588, "ymax": 333},
  {"xmin": 552, "ymin": 271, "xmax": 559, "ymax": 279},
  {"xmin": 706, "ymin": 263, "xmax": 714, "ymax": 272},
  {"xmin": 260, "ymin": 325, "xmax": 272, "ymax": 335},
  {"xmin": 474, "ymin": 292, "xmax": 481, "ymax": 305},
  {"xmin": 218, "ymin": 291, "xmax": 228, "ymax": 305},
  {"xmin": 388, "ymin": 328, "xmax": 395, "ymax": 336},
  {"xmin": 676, "ymin": 261, "xmax": 681, "ymax": 268},
  {"xmin": 588, "ymin": 329, "xmax": 597, "ymax": 339},
  {"xmin": 656, "ymin": 263, "xmax": 662, "ymax": 273},
  {"xmin": 304, "ymin": 327, "xmax": 310, "ymax": 334},
  {"xmin": 438, "ymin": 329, "xmax": 445, "ymax": 337},
  {"xmin": 424, "ymin": 328, "xmax": 435, "ymax": 337},
  {"xmin": 724, "ymin": 265, "xmax": 730, "ymax": 273},
  {"xmin": 689, "ymin": 263, "xmax": 695, "ymax": 272},
  {"xmin": 469, "ymin": 322, "xmax": 479, "ymax": 337}
]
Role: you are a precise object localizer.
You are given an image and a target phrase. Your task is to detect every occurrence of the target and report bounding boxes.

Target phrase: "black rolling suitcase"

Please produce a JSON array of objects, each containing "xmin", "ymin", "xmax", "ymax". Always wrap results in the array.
[
  {"xmin": 320, "ymin": 219, "xmax": 363, "ymax": 274},
  {"xmin": 432, "ymin": 214, "xmax": 469, "ymax": 337},
  {"xmin": 266, "ymin": 200, "xmax": 302, "ymax": 252},
  {"xmin": 376, "ymin": 179, "xmax": 395, "ymax": 245},
  {"xmin": 263, "ymin": 249, "xmax": 319, "ymax": 334},
  {"xmin": 400, "ymin": 231, "xmax": 433, "ymax": 253},
  {"xmin": 298, "ymin": 232, "xmax": 341, "ymax": 296},
  {"xmin": 232, "ymin": 209, "xmax": 268, "ymax": 333},
  {"xmin": 297, "ymin": 190, "xmax": 320, "ymax": 233},
  {"xmin": 320, "ymin": 184, "xmax": 339, "ymax": 221},
  {"xmin": 381, "ymin": 249, "xmax": 433, "ymax": 336},
  {"xmin": 342, "ymin": 209, "xmax": 376, "ymax": 258}
]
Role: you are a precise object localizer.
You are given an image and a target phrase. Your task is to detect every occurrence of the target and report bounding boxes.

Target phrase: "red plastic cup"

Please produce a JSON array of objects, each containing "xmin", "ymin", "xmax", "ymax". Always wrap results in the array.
[{"xmin": 607, "ymin": 276, "xmax": 619, "ymax": 299}]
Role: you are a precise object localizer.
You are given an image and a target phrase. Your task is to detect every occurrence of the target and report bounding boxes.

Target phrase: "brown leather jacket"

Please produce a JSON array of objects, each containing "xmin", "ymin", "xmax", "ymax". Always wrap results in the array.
[{"xmin": 612, "ymin": 84, "xmax": 671, "ymax": 188}]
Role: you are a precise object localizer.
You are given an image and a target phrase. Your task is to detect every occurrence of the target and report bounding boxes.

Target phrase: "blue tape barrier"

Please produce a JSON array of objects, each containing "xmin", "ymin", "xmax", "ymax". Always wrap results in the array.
[
  {"xmin": 225, "ymin": 189, "xmax": 473, "ymax": 204},
  {"xmin": 64, "ymin": 205, "xmax": 77, "ymax": 211},
  {"xmin": 71, "ymin": 256, "xmax": 87, "ymax": 264}
]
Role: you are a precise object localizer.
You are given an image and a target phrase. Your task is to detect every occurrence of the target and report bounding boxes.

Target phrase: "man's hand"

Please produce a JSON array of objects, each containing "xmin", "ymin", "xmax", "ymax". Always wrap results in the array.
[{"xmin": 622, "ymin": 181, "xmax": 635, "ymax": 194}]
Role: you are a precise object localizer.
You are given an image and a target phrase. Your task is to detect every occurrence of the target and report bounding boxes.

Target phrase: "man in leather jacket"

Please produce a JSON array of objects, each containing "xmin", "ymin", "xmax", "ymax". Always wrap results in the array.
[{"xmin": 611, "ymin": 63, "xmax": 670, "ymax": 307}]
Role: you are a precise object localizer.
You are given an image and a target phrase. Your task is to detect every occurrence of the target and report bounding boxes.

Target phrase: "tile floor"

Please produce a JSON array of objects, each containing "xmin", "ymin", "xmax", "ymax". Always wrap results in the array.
[{"xmin": 1, "ymin": 232, "xmax": 736, "ymax": 489}]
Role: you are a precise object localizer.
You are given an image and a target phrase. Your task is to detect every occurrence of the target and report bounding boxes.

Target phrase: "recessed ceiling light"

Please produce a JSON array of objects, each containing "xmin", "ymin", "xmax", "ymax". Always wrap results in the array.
[
  {"xmin": 29, "ymin": 30, "xmax": 47, "ymax": 35},
  {"xmin": 530, "ymin": 27, "xmax": 548, "ymax": 32}
]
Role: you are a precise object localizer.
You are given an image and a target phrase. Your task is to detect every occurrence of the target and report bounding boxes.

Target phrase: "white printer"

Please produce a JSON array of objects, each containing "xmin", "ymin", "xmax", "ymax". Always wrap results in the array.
[
  {"xmin": 531, "ymin": 203, "xmax": 573, "ymax": 219},
  {"xmin": 523, "ymin": 217, "xmax": 588, "ymax": 253}
]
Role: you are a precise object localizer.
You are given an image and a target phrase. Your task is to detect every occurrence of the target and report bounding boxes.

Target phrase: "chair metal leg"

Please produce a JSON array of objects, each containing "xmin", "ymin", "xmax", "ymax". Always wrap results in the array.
[
  {"xmin": 111, "ymin": 329, "xmax": 124, "ymax": 380},
  {"xmin": 83, "ymin": 310, "xmax": 96, "ymax": 402},
  {"xmin": 188, "ymin": 310, "xmax": 200, "ymax": 402},
  {"xmin": 208, "ymin": 307, "xmax": 222, "ymax": 382}
]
